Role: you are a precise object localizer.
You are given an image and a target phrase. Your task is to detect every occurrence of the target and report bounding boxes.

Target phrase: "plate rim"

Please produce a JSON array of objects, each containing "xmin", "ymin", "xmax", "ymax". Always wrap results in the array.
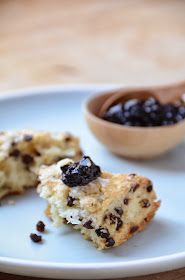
[
  {"xmin": 1, "ymin": 251, "xmax": 185, "ymax": 269},
  {"xmin": 0, "ymin": 84, "xmax": 121, "ymax": 100},
  {"xmin": 0, "ymin": 84, "xmax": 185, "ymax": 277}
]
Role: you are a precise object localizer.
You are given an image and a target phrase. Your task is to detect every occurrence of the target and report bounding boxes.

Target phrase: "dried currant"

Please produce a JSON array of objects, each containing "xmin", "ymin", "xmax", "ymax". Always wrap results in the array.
[{"xmin": 61, "ymin": 156, "xmax": 101, "ymax": 187}]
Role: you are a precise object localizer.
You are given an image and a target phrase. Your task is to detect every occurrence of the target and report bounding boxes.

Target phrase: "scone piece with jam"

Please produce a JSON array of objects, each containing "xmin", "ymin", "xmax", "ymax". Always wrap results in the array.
[
  {"xmin": 38, "ymin": 156, "xmax": 160, "ymax": 250},
  {"xmin": 0, "ymin": 130, "xmax": 82, "ymax": 199}
]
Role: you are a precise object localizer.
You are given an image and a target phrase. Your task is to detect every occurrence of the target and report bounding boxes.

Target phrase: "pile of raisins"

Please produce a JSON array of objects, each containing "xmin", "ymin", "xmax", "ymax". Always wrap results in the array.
[
  {"xmin": 61, "ymin": 156, "xmax": 101, "ymax": 187},
  {"xmin": 103, "ymin": 97, "xmax": 185, "ymax": 127}
]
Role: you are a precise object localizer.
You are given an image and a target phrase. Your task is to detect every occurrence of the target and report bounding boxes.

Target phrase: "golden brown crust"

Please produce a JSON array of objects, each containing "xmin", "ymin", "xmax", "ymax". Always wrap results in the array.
[
  {"xmin": 45, "ymin": 204, "xmax": 52, "ymax": 218},
  {"xmin": 0, "ymin": 184, "xmax": 37, "ymax": 199}
]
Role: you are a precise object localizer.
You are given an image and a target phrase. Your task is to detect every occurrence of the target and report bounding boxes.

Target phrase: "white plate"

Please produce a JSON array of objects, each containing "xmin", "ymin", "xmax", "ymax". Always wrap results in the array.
[{"xmin": 0, "ymin": 85, "xmax": 185, "ymax": 279}]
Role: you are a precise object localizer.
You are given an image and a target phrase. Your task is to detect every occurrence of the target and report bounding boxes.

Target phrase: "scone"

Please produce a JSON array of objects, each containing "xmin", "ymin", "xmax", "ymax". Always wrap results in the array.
[
  {"xmin": 38, "ymin": 156, "xmax": 160, "ymax": 250},
  {"xmin": 0, "ymin": 130, "xmax": 82, "ymax": 199}
]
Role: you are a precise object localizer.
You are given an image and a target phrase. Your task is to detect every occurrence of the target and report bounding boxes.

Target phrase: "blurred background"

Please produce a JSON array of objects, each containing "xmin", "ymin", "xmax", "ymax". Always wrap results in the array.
[{"xmin": 0, "ymin": 0, "xmax": 185, "ymax": 90}]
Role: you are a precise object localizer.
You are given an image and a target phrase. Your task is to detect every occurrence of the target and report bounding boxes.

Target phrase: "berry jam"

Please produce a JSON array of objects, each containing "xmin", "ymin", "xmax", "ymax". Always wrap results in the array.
[
  {"xmin": 61, "ymin": 156, "xmax": 101, "ymax": 187},
  {"xmin": 103, "ymin": 97, "xmax": 185, "ymax": 127}
]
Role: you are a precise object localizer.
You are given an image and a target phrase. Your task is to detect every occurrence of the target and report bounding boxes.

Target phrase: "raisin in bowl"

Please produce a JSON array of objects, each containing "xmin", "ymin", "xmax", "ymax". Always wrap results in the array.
[{"xmin": 84, "ymin": 88, "xmax": 185, "ymax": 160}]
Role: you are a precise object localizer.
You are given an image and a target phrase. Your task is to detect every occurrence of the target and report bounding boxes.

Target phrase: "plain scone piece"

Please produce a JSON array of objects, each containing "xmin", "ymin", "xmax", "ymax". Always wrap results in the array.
[
  {"xmin": 38, "ymin": 158, "xmax": 160, "ymax": 250},
  {"xmin": 0, "ymin": 130, "xmax": 82, "ymax": 199}
]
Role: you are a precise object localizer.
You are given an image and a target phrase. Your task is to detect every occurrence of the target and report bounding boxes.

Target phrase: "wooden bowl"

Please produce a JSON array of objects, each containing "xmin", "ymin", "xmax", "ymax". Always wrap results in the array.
[{"xmin": 84, "ymin": 85, "xmax": 185, "ymax": 160}]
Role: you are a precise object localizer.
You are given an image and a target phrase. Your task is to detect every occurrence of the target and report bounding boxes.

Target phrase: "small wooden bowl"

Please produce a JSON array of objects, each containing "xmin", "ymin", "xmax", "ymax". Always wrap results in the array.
[{"xmin": 84, "ymin": 84, "xmax": 185, "ymax": 159}]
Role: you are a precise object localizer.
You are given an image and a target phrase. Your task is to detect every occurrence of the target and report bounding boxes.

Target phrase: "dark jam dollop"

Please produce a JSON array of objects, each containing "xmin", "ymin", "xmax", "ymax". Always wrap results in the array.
[
  {"xmin": 103, "ymin": 97, "xmax": 185, "ymax": 127},
  {"xmin": 61, "ymin": 156, "xmax": 101, "ymax": 187}
]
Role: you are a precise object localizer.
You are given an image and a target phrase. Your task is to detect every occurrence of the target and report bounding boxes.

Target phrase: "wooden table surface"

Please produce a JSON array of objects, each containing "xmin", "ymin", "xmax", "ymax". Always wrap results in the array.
[
  {"xmin": 1, "ymin": 268, "xmax": 185, "ymax": 280},
  {"xmin": 0, "ymin": 0, "xmax": 185, "ymax": 279}
]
